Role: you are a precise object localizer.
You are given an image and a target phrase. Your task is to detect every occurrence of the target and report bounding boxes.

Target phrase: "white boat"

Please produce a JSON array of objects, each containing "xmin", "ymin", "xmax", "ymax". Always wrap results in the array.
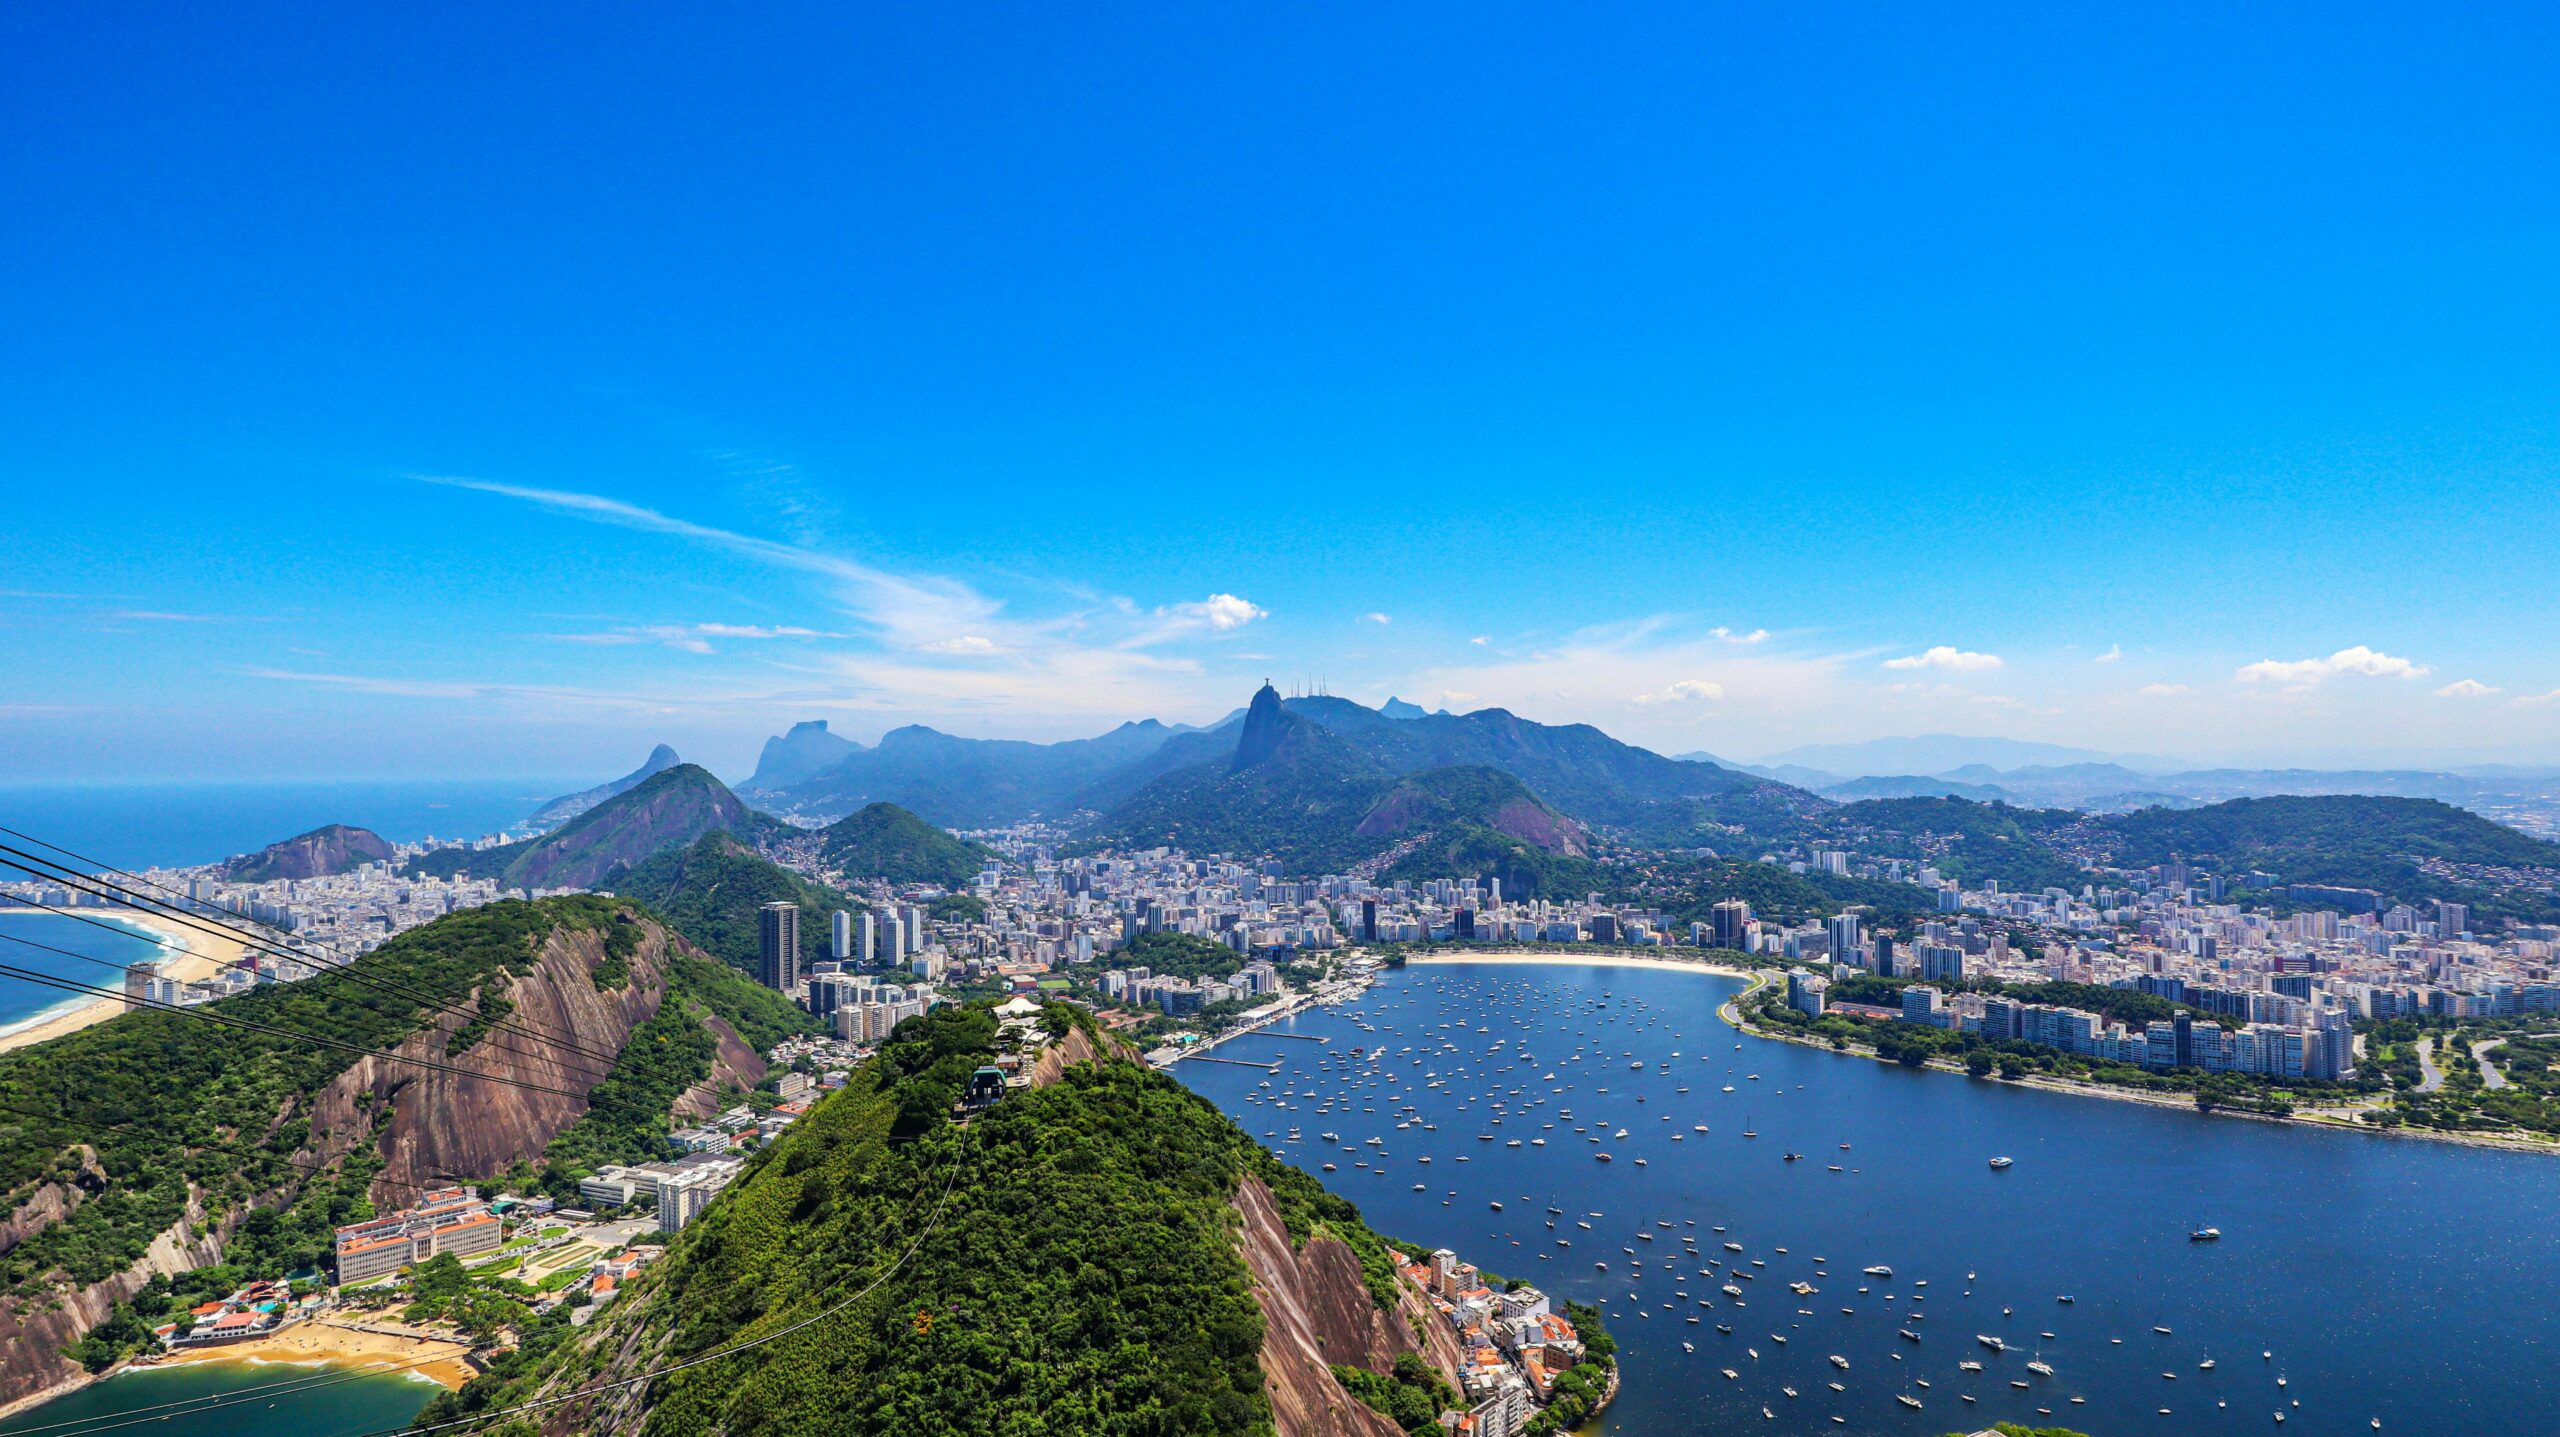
[{"xmin": 1989, "ymin": 1156, "xmax": 2014, "ymax": 1170}]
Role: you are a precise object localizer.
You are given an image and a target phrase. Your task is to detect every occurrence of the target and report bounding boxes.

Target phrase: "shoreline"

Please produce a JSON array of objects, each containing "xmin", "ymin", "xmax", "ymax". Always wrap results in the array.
[
  {"xmin": 155, "ymin": 1318, "xmax": 477, "ymax": 1389},
  {"xmin": 1723, "ymin": 982, "xmax": 2560, "ymax": 1160},
  {"xmin": 0, "ymin": 907, "xmax": 244, "ymax": 1055},
  {"xmin": 1385, "ymin": 951, "xmax": 2560, "ymax": 1161}
]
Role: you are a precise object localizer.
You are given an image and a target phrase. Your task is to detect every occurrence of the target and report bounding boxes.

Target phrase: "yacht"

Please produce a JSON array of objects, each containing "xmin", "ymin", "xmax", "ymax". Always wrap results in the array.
[{"xmin": 1988, "ymin": 1156, "xmax": 2014, "ymax": 1170}]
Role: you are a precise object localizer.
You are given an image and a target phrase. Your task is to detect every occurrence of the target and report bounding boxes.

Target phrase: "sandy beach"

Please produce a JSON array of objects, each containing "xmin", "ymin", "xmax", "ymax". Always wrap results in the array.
[
  {"xmin": 158, "ymin": 1318, "xmax": 477, "ymax": 1389},
  {"xmin": 0, "ymin": 907, "xmax": 249, "ymax": 1055}
]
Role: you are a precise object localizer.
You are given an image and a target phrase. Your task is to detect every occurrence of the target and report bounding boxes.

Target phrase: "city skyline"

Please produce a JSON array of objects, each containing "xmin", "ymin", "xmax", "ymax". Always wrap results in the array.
[{"xmin": 9, "ymin": 4, "xmax": 2560, "ymax": 779}]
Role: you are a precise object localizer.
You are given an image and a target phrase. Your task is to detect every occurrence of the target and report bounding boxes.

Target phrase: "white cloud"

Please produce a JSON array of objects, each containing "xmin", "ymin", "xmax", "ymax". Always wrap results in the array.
[
  {"xmin": 1710, "ymin": 626, "xmax": 1770, "ymax": 645},
  {"xmin": 2095, "ymin": 644, "xmax": 2122, "ymax": 664},
  {"xmin": 1631, "ymin": 678, "xmax": 1725, "ymax": 706},
  {"xmin": 2235, "ymin": 645, "xmax": 2431, "ymax": 685},
  {"xmin": 1361, "ymin": 612, "xmax": 1391, "ymax": 626},
  {"xmin": 2436, "ymin": 679, "xmax": 2501, "ymax": 698},
  {"xmin": 1441, "ymin": 690, "xmax": 1478, "ymax": 705},
  {"xmin": 918, "ymin": 635, "xmax": 1001, "ymax": 655},
  {"xmin": 1469, "ymin": 635, "xmax": 1490, "ymax": 646},
  {"xmin": 2138, "ymin": 682, "xmax": 2192, "ymax": 697},
  {"xmin": 2515, "ymin": 689, "xmax": 2560, "ymax": 708},
  {"xmin": 1883, "ymin": 646, "xmax": 2004, "ymax": 672},
  {"xmin": 1168, "ymin": 593, "xmax": 1266, "ymax": 632}
]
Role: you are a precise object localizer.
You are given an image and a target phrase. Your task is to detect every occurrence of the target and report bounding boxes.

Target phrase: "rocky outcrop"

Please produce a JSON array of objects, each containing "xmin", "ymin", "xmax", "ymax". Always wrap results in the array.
[
  {"xmin": 1231, "ymin": 683, "xmax": 1296, "ymax": 772},
  {"xmin": 673, "ymin": 1014, "xmax": 766, "ymax": 1123},
  {"xmin": 744, "ymin": 720, "xmax": 860, "ymax": 793},
  {"xmin": 325, "ymin": 921, "xmax": 680, "ymax": 1195},
  {"xmin": 0, "ymin": 1149, "xmax": 103, "ymax": 1259},
  {"xmin": 1233, "ymin": 1175, "xmax": 1463, "ymax": 1437},
  {"xmin": 1027, "ymin": 1023, "xmax": 1134, "ymax": 1088},
  {"xmin": 0, "ymin": 1187, "xmax": 227, "ymax": 1412},
  {"xmin": 221, "ymin": 823, "xmax": 395, "ymax": 882}
]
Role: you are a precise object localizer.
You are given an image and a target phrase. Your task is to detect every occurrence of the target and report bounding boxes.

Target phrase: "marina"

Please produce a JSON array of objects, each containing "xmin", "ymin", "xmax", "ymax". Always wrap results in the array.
[{"xmin": 1172, "ymin": 958, "xmax": 2560, "ymax": 1436}]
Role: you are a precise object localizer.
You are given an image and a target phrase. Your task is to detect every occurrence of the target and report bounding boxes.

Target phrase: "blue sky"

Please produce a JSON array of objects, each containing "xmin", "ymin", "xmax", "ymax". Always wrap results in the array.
[{"xmin": 6, "ymin": 3, "xmax": 2559, "ymax": 781}]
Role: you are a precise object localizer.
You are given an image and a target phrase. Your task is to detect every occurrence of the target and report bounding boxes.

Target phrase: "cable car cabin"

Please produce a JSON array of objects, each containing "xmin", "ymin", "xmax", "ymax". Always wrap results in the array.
[{"xmin": 964, "ymin": 1066, "xmax": 1008, "ymax": 1108}]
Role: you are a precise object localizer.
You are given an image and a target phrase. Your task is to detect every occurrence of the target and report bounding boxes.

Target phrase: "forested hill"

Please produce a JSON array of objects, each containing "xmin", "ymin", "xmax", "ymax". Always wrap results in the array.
[
  {"xmin": 608, "ymin": 830, "xmax": 865, "ymax": 975},
  {"xmin": 817, "ymin": 802, "xmax": 993, "ymax": 887},
  {"xmin": 421, "ymin": 1005, "xmax": 1552, "ymax": 1437},
  {"xmin": 407, "ymin": 764, "xmax": 785, "ymax": 890},
  {"xmin": 0, "ymin": 898, "xmax": 806, "ymax": 1408},
  {"xmin": 2084, "ymin": 794, "xmax": 2560, "ymax": 920}
]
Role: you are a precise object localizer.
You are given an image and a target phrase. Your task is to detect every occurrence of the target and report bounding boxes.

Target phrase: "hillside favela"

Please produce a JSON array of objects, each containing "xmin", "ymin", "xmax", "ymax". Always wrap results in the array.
[{"xmin": 7, "ymin": 7, "xmax": 2559, "ymax": 1437}]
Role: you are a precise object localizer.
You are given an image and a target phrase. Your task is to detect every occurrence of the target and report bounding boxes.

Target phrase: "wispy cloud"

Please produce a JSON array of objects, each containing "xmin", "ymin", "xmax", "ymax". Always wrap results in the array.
[
  {"xmin": 1883, "ymin": 646, "xmax": 2003, "ymax": 672},
  {"xmin": 546, "ymin": 621, "xmax": 846, "ymax": 654},
  {"xmin": 2095, "ymin": 644, "xmax": 2122, "ymax": 664},
  {"xmin": 1710, "ymin": 626, "xmax": 1770, "ymax": 645},
  {"xmin": 2138, "ymin": 682, "xmax": 2191, "ymax": 697},
  {"xmin": 2236, "ymin": 645, "xmax": 2430, "ymax": 685},
  {"xmin": 1361, "ymin": 612, "xmax": 1392, "ymax": 626},
  {"xmin": 2436, "ymin": 678, "xmax": 2501, "ymax": 698}
]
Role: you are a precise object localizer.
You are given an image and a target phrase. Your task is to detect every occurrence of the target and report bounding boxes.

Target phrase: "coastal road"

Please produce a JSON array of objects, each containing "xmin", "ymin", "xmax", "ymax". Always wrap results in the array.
[{"xmin": 2414, "ymin": 1035, "xmax": 2447, "ymax": 1093}]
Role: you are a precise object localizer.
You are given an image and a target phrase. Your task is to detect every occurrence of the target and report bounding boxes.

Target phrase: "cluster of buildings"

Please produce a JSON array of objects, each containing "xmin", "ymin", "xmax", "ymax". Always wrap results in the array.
[
  {"xmin": 1762, "ymin": 849, "xmax": 2560, "ymax": 1081},
  {"xmin": 578, "ymin": 1150, "xmax": 748, "ymax": 1232},
  {"xmin": 155, "ymin": 1278, "xmax": 310, "ymax": 1348},
  {"xmin": 1098, "ymin": 958, "xmax": 1283, "ymax": 1014},
  {"xmin": 332, "ymin": 1186, "xmax": 504, "ymax": 1284},
  {"xmin": 1390, "ymin": 1248, "xmax": 1590, "ymax": 1437}
]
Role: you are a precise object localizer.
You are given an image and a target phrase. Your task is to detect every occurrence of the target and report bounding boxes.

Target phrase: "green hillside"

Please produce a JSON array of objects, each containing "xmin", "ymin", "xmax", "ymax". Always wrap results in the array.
[
  {"xmin": 817, "ymin": 802, "xmax": 993, "ymax": 887},
  {"xmin": 420, "ymin": 1006, "xmax": 1463, "ymax": 1437},
  {"xmin": 608, "ymin": 830, "xmax": 866, "ymax": 976},
  {"xmin": 0, "ymin": 898, "xmax": 805, "ymax": 1381},
  {"xmin": 1828, "ymin": 796, "xmax": 2091, "ymax": 892},
  {"xmin": 2093, "ymin": 794, "xmax": 2560, "ymax": 920}
]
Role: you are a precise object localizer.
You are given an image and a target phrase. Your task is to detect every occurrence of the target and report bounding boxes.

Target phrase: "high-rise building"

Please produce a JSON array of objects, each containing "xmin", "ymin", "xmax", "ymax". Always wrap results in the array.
[
  {"xmin": 758, "ymin": 902, "xmax": 801, "ymax": 992},
  {"xmin": 1361, "ymin": 898, "xmax": 1378, "ymax": 944},
  {"xmin": 859, "ymin": 911, "xmax": 877, "ymax": 966},
  {"xmin": 1825, "ymin": 913, "xmax": 1863, "ymax": 967},
  {"xmin": 1708, "ymin": 899, "xmax": 1752, "ymax": 950},
  {"xmin": 888, "ymin": 913, "xmax": 907, "ymax": 967},
  {"xmin": 830, "ymin": 909, "xmax": 852, "ymax": 961}
]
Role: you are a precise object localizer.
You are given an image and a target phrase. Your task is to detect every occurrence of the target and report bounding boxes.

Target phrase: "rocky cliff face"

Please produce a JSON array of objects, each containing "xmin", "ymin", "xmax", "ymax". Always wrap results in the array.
[
  {"xmin": 221, "ymin": 823, "xmax": 395, "ymax": 882},
  {"xmin": 1233, "ymin": 1175, "xmax": 1464, "ymax": 1437},
  {"xmin": 0, "ymin": 910, "xmax": 741, "ymax": 1409},
  {"xmin": 308, "ymin": 920, "xmax": 717, "ymax": 1197},
  {"xmin": 1231, "ymin": 682, "xmax": 1295, "ymax": 772},
  {"xmin": 744, "ymin": 720, "xmax": 861, "ymax": 792},
  {"xmin": 0, "ymin": 1187, "xmax": 229, "ymax": 1415}
]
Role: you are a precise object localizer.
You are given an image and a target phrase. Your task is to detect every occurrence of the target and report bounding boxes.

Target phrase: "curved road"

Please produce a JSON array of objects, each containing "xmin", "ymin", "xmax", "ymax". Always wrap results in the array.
[{"xmin": 2414, "ymin": 1035, "xmax": 2446, "ymax": 1093}]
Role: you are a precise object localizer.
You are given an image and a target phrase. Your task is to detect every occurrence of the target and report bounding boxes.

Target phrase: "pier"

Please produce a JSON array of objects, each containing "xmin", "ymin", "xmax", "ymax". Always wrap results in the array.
[{"xmin": 1181, "ymin": 1055, "xmax": 1283, "ymax": 1071}]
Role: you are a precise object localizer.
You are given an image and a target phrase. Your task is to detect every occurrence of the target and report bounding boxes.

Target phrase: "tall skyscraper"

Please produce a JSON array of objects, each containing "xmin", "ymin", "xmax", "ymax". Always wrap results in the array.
[
  {"xmin": 859, "ymin": 911, "xmax": 877, "ymax": 966},
  {"xmin": 1709, "ymin": 898, "xmax": 1753, "ymax": 950},
  {"xmin": 1826, "ymin": 912, "xmax": 1863, "ymax": 965},
  {"xmin": 888, "ymin": 912, "xmax": 907, "ymax": 967},
  {"xmin": 758, "ymin": 902, "xmax": 801, "ymax": 993},
  {"xmin": 830, "ymin": 909, "xmax": 852, "ymax": 961}
]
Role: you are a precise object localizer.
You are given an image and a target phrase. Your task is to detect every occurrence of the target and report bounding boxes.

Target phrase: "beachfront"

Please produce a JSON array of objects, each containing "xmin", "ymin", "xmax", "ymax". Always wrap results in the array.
[{"xmin": 0, "ymin": 908, "xmax": 246, "ymax": 1054}]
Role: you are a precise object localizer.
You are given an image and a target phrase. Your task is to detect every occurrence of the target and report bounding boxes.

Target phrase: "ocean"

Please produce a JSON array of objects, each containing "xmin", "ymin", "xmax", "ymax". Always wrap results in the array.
[
  {"xmin": 1174, "ymin": 960, "xmax": 2560, "ymax": 1436},
  {"xmin": 0, "ymin": 1359, "xmax": 443, "ymax": 1437},
  {"xmin": 0, "ymin": 911, "xmax": 165, "ymax": 1037},
  {"xmin": 0, "ymin": 779, "xmax": 579, "ymax": 873}
]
